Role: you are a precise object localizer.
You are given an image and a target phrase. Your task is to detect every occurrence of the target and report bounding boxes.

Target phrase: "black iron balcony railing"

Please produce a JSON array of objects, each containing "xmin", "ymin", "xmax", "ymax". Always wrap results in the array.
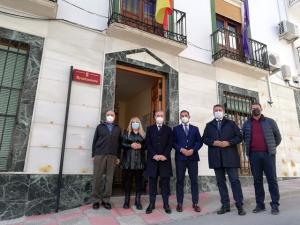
[
  {"xmin": 211, "ymin": 28, "xmax": 269, "ymax": 70},
  {"xmin": 108, "ymin": 0, "xmax": 187, "ymax": 45}
]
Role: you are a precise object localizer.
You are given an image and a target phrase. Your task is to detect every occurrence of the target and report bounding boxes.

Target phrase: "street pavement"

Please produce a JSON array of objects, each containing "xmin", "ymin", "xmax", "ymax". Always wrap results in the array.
[
  {"xmin": 164, "ymin": 193, "xmax": 300, "ymax": 225},
  {"xmin": 1, "ymin": 179, "xmax": 300, "ymax": 225}
]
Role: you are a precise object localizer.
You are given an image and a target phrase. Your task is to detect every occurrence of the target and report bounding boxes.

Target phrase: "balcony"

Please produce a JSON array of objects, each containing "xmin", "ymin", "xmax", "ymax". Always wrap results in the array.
[
  {"xmin": 107, "ymin": 0, "xmax": 187, "ymax": 54},
  {"xmin": 0, "ymin": 0, "xmax": 57, "ymax": 18},
  {"xmin": 211, "ymin": 28, "xmax": 270, "ymax": 78}
]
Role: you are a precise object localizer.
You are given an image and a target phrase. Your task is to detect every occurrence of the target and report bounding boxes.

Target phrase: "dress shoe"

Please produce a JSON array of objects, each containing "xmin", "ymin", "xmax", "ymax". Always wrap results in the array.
[
  {"xmin": 146, "ymin": 203, "xmax": 155, "ymax": 214},
  {"xmin": 92, "ymin": 202, "xmax": 100, "ymax": 209},
  {"xmin": 237, "ymin": 206, "xmax": 246, "ymax": 216},
  {"xmin": 252, "ymin": 205, "xmax": 266, "ymax": 213},
  {"xmin": 193, "ymin": 204, "xmax": 201, "ymax": 212},
  {"xmin": 271, "ymin": 207, "xmax": 279, "ymax": 215},
  {"xmin": 101, "ymin": 201, "xmax": 112, "ymax": 210},
  {"xmin": 217, "ymin": 206, "xmax": 230, "ymax": 215},
  {"xmin": 176, "ymin": 204, "xmax": 183, "ymax": 212},
  {"xmin": 164, "ymin": 205, "xmax": 172, "ymax": 214}
]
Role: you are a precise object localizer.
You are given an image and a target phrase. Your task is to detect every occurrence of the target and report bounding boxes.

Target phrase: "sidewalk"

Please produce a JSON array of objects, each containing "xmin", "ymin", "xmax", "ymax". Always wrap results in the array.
[{"xmin": 1, "ymin": 179, "xmax": 300, "ymax": 225}]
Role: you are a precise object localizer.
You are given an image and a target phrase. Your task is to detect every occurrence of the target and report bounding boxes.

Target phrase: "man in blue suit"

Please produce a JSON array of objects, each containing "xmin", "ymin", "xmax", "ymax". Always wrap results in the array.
[{"xmin": 173, "ymin": 110, "xmax": 203, "ymax": 212}]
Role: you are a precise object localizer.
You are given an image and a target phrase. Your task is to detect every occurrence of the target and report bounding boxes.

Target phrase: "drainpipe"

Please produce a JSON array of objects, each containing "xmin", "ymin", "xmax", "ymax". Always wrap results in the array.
[{"xmin": 266, "ymin": 73, "xmax": 274, "ymax": 105}]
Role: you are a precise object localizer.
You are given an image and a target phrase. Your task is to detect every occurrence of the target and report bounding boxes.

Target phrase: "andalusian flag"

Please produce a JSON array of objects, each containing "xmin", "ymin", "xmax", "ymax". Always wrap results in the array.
[{"xmin": 155, "ymin": 0, "xmax": 173, "ymax": 29}]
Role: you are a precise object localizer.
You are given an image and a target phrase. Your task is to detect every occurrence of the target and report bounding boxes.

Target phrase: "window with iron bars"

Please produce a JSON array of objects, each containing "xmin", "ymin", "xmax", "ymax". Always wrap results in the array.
[
  {"xmin": 220, "ymin": 91, "xmax": 257, "ymax": 176},
  {"xmin": 0, "ymin": 38, "xmax": 29, "ymax": 171}
]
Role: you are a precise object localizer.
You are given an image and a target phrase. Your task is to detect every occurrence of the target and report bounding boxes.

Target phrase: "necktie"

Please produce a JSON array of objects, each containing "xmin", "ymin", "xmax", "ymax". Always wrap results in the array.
[
  {"xmin": 184, "ymin": 124, "xmax": 189, "ymax": 136},
  {"xmin": 158, "ymin": 125, "xmax": 162, "ymax": 131},
  {"xmin": 217, "ymin": 121, "xmax": 221, "ymax": 131}
]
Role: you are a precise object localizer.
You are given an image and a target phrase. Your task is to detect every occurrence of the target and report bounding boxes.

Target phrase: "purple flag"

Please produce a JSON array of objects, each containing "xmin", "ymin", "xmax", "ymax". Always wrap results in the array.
[{"xmin": 242, "ymin": 0, "xmax": 251, "ymax": 59}]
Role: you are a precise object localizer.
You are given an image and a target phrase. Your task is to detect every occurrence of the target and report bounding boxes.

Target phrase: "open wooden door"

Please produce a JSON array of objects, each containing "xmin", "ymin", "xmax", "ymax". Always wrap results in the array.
[{"xmin": 151, "ymin": 77, "xmax": 166, "ymax": 124}]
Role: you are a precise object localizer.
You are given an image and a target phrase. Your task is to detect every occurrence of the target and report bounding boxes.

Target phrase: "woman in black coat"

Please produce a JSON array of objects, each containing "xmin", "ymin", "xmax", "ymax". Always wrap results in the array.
[{"xmin": 121, "ymin": 117, "xmax": 146, "ymax": 210}]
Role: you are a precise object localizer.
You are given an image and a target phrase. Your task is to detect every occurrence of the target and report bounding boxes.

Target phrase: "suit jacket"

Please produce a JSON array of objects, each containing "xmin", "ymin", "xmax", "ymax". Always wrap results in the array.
[
  {"xmin": 145, "ymin": 124, "xmax": 173, "ymax": 178},
  {"xmin": 173, "ymin": 124, "xmax": 203, "ymax": 161},
  {"xmin": 202, "ymin": 118, "xmax": 242, "ymax": 169}
]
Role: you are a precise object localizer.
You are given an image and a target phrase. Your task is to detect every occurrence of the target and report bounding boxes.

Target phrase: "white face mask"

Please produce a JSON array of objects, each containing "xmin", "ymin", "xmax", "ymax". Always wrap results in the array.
[
  {"xmin": 131, "ymin": 122, "xmax": 140, "ymax": 130},
  {"xmin": 214, "ymin": 111, "xmax": 224, "ymax": 120},
  {"xmin": 155, "ymin": 116, "xmax": 164, "ymax": 125},
  {"xmin": 181, "ymin": 116, "xmax": 189, "ymax": 124},
  {"xmin": 106, "ymin": 115, "xmax": 115, "ymax": 123}
]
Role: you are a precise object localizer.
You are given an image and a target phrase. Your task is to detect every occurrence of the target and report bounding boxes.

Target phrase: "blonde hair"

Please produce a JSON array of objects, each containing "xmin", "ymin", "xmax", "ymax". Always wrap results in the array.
[{"xmin": 127, "ymin": 117, "xmax": 145, "ymax": 138}]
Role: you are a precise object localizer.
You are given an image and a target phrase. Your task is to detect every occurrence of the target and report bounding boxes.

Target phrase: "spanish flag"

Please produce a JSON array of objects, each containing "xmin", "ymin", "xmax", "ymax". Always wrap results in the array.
[{"xmin": 155, "ymin": 0, "xmax": 173, "ymax": 29}]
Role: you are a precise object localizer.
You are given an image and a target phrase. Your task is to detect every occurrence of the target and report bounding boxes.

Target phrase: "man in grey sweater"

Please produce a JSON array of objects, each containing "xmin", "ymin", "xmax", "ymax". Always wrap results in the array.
[{"xmin": 92, "ymin": 110, "xmax": 122, "ymax": 210}]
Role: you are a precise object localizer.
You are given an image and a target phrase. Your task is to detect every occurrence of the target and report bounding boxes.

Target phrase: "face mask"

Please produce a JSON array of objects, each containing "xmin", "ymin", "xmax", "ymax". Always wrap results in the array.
[
  {"xmin": 131, "ymin": 122, "xmax": 140, "ymax": 130},
  {"xmin": 181, "ymin": 116, "xmax": 189, "ymax": 124},
  {"xmin": 155, "ymin": 116, "xmax": 164, "ymax": 124},
  {"xmin": 214, "ymin": 111, "xmax": 224, "ymax": 120},
  {"xmin": 106, "ymin": 115, "xmax": 114, "ymax": 123},
  {"xmin": 252, "ymin": 109, "xmax": 261, "ymax": 117}
]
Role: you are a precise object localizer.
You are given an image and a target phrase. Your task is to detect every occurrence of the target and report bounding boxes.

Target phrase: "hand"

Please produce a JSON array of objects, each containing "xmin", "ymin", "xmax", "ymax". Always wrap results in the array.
[
  {"xmin": 185, "ymin": 149, "xmax": 194, "ymax": 156},
  {"xmin": 153, "ymin": 155, "xmax": 160, "ymax": 161},
  {"xmin": 159, "ymin": 155, "xmax": 167, "ymax": 161},
  {"xmin": 180, "ymin": 148, "xmax": 188, "ymax": 156},
  {"xmin": 135, "ymin": 143, "xmax": 142, "ymax": 149},
  {"xmin": 131, "ymin": 143, "xmax": 138, "ymax": 149},
  {"xmin": 213, "ymin": 141, "xmax": 222, "ymax": 147},
  {"xmin": 131, "ymin": 143, "xmax": 142, "ymax": 150},
  {"xmin": 220, "ymin": 141, "xmax": 230, "ymax": 148},
  {"xmin": 91, "ymin": 157, "xmax": 94, "ymax": 162},
  {"xmin": 115, "ymin": 158, "xmax": 120, "ymax": 165}
]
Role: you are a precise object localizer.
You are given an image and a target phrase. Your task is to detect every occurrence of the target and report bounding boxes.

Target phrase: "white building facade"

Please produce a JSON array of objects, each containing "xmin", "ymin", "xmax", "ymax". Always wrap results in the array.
[{"xmin": 0, "ymin": 0, "xmax": 299, "ymax": 220}]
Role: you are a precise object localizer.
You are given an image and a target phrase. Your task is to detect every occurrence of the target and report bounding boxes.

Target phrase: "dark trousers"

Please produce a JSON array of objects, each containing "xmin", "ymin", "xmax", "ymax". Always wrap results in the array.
[
  {"xmin": 250, "ymin": 151, "xmax": 280, "ymax": 208},
  {"xmin": 92, "ymin": 155, "xmax": 116, "ymax": 203},
  {"xmin": 149, "ymin": 177, "xmax": 170, "ymax": 206},
  {"xmin": 214, "ymin": 167, "xmax": 244, "ymax": 208},
  {"xmin": 123, "ymin": 169, "xmax": 143, "ymax": 195},
  {"xmin": 176, "ymin": 160, "xmax": 199, "ymax": 205}
]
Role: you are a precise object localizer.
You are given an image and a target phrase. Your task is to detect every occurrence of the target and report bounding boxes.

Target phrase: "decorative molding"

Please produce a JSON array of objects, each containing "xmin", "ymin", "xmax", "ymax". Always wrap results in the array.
[{"xmin": 101, "ymin": 48, "xmax": 179, "ymax": 128}]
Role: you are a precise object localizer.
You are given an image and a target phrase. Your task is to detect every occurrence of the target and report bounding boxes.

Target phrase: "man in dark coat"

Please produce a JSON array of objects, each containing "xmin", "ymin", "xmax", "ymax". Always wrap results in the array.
[
  {"xmin": 242, "ymin": 103, "xmax": 281, "ymax": 215},
  {"xmin": 203, "ymin": 104, "xmax": 246, "ymax": 216},
  {"xmin": 173, "ymin": 110, "xmax": 203, "ymax": 212},
  {"xmin": 92, "ymin": 110, "xmax": 122, "ymax": 210},
  {"xmin": 145, "ymin": 110, "xmax": 173, "ymax": 214}
]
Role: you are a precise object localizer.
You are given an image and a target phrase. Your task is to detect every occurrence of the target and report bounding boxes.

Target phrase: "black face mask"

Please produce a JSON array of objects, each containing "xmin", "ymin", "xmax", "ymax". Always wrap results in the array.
[{"xmin": 252, "ymin": 109, "xmax": 261, "ymax": 117}]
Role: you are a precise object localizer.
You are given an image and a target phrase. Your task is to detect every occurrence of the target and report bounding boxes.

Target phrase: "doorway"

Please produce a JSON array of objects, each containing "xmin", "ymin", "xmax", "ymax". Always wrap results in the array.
[{"xmin": 112, "ymin": 64, "xmax": 166, "ymax": 195}]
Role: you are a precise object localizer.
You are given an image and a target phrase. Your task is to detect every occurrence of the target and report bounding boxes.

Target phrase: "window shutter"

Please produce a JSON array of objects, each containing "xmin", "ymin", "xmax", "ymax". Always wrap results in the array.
[{"xmin": 0, "ymin": 41, "xmax": 28, "ymax": 171}]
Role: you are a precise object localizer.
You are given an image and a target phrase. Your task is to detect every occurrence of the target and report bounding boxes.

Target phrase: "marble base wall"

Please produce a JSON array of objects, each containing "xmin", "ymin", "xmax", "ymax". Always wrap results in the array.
[
  {"xmin": 1, "ymin": 173, "xmax": 290, "ymax": 220},
  {"xmin": 0, "ymin": 174, "xmax": 93, "ymax": 220}
]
